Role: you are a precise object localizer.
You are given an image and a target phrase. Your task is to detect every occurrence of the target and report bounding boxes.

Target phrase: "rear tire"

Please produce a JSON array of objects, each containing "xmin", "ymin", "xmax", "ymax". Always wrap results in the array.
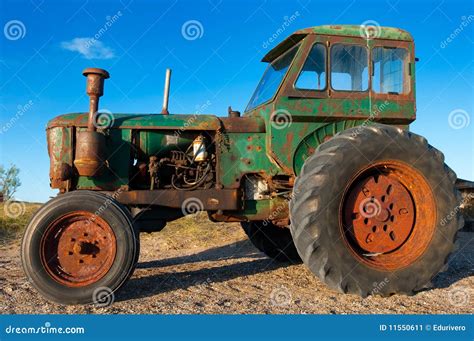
[
  {"xmin": 290, "ymin": 124, "xmax": 462, "ymax": 296},
  {"xmin": 22, "ymin": 191, "xmax": 139, "ymax": 305},
  {"xmin": 241, "ymin": 221, "xmax": 301, "ymax": 263}
]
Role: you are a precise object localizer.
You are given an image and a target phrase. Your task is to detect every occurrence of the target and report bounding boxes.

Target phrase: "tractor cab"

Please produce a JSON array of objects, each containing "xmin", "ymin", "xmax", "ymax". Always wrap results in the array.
[
  {"xmin": 244, "ymin": 25, "xmax": 416, "ymax": 174},
  {"xmin": 246, "ymin": 25, "xmax": 415, "ymax": 118}
]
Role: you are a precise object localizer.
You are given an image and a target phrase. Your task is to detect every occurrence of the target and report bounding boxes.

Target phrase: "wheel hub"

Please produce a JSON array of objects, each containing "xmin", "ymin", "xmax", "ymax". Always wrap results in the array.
[
  {"xmin": 339, "ymin": 160, "xmax": 437, "ymax": 271},
  {"xmin": 374, "ymin": 208, "xmax": 390, "ymax": 222},
  {"xmin": 344, "ymin": 173, "xmax": 415, "ymax": 254},
  {"xmin": 40, "ymin": 211, "xmax": 116, "ymax": 287}
]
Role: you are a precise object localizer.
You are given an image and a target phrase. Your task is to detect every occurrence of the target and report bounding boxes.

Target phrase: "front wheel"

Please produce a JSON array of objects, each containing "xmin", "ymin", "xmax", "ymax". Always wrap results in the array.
[
  {"xmin": 290, "ymin": 124, "xmax": 462, "ymax": 296},
  {"xmin": 22, "ymin": 191, "xmax": 139, "ymax": 305}
]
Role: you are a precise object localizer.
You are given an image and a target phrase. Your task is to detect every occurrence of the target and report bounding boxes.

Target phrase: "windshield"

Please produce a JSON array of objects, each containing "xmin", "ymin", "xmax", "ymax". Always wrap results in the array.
[{"xmin": 245, "ymin": 44, "xmax": 299, "ymax": 112}]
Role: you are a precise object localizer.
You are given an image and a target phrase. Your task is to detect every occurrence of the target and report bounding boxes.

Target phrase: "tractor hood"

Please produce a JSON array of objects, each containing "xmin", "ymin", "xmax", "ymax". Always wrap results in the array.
[{"xmin": 47, "ymin": 113, "xmax": 222, "ymax": 131}]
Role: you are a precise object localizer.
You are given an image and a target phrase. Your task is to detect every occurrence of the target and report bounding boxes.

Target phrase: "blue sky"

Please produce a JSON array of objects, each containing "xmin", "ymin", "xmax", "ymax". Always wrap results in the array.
[{"xmin": 0, "ymin": 0, "xmax": 473, "ymax": 203}]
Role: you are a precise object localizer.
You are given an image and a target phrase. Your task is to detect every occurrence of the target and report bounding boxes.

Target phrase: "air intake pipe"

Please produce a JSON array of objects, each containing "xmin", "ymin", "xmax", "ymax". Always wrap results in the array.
[
  {"xmin": 161, "ymin": 68, "xmax": 171, "ymax": 115},
  {"xmin": 74, "ymin": 68, "xmax": 109, "ymax": 177}
]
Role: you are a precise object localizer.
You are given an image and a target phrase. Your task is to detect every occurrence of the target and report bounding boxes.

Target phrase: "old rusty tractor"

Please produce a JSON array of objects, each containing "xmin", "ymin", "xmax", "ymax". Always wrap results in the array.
[{"xmin": 23, "ymin": 25, "xmax": 469, "ymax": 304}]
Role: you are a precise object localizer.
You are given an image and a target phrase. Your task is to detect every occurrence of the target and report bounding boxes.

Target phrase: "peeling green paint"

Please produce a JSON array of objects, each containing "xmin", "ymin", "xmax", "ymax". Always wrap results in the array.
[{"xmin": 47, "ymin": 25, "xmax": 417, "ymax": 222}]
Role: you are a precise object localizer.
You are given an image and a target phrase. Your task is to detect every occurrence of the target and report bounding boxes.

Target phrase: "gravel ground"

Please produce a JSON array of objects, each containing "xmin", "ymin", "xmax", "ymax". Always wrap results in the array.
[{"xmin": 1, "ymin": 215, "xmax": 473, "ymax": 314}]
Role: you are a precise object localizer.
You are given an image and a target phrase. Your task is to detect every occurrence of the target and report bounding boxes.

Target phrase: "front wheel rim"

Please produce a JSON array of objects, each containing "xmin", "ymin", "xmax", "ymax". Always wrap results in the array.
[{"xmin": 40, "ymin": 211, "xmax": 117, "ymax": 287}]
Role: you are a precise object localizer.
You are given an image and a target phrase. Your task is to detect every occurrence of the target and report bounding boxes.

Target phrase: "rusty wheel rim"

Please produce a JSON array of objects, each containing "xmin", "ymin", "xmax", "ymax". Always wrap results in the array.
[
  {"xmin": 40, "ymin": 211, "xmax": 116, "ymax": 287},
  {"xmin": 340, "ymin": 161, "xmax": 436, "ymax": 270}
]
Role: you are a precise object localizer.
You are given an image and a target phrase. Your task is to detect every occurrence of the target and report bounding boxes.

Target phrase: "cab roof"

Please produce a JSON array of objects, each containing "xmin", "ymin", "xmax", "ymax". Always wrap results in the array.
[{"xmin": 262, "ymin": 25, "xmax": 413, "ymax": 62}]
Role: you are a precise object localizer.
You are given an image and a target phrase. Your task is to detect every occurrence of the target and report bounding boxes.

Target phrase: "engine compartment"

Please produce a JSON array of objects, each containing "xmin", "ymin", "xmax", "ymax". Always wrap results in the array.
[{"xmin": 130, "ymin": 131, "xmax": 216, "ymax": 191}]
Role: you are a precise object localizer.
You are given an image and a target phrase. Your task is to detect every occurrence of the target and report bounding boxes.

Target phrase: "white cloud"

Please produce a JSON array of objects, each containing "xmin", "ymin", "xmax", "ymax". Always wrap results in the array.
[{"xmin": 61, "ymin": 37, "xmax": 115, "ymax": 60}]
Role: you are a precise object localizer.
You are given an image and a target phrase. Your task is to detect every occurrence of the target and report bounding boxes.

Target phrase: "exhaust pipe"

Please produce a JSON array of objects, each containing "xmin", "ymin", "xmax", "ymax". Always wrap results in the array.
[
  {"xmin": 161, "ymin": 68, "xmax": 171, "ymax": 115},
  {"xmin": 83, "ymin": 68, "xmax": 110, "ymax": 131},
  {"xmin": 74, "ymin": 68, "xmax": 110, "ymax": 177}
]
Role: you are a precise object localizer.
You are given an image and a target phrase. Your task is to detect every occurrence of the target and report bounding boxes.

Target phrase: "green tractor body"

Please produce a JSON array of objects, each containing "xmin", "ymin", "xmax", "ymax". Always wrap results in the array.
[
  {"xmin": 23, "ymin": 25, "xmax": 466, "ymax": 303},
  {"xmin": 47, "ymin": 25, "xmax": 416, "ymax": 225}
]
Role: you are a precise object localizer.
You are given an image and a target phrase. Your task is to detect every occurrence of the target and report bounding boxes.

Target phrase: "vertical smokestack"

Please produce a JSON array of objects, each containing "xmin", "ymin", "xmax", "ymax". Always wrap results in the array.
[
  {"xmin": 74, "ymin": 68, "xmax": 109, "ymax": 177},
  {"xmin": 161, "ymin": 68, "xmax": 171, "ymax": 115},
  {"xmin": 82, "ymin": 68, "xmax": 110, "ymax": 131}
]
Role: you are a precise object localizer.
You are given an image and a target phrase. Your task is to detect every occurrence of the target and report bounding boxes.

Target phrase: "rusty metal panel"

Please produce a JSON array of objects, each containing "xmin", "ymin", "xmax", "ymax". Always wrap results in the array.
[
  {"xmin": 76, "ymin": 128, "xmax": 131, "ymax": 190},
  {"xmin": 48, "ymin": 113, "xmax": 222, "ymax": 131},
  {"xmin": 215, "ymin": 131, "xmax": 279, "ymax": 188},
  {"xmin": 47, "ymin": 126, "xmax": 73, "ymax": 190},
  {"xmin": 219, "ymin": 116, "xmax": 266, "ymax": 133},
  {"xmin": 107, "ymin": 189, "xmax": 241, "ymax": 210}
]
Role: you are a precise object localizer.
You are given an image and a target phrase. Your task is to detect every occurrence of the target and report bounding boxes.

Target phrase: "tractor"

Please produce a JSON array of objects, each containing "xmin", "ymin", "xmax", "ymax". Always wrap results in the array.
[{"xmin": 22, "ymin": 25, "xmax": 469, "ymax": 304}]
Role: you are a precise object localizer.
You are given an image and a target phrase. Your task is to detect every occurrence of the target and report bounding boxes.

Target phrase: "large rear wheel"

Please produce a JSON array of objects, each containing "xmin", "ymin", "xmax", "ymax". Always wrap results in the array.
[{"xmin": 290, "ymin": 124, "xmax": 462, "ymax": 296}]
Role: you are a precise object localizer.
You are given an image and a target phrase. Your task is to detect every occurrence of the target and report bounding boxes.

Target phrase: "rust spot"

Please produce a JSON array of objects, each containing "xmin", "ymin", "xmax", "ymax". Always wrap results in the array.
[
  {"xmin": 241, "ymin": 158, "xmax": 252, "ymax": 166},
  {"xmin": 74, "ymin": 131, "xmax": 106, "ymax": 177},
  {"xmin": 110, "ymin": 188, "xmax": 240, "ymax": 210},
  {"xmin": 281, "ymin": 132, "xmax": 294, "ymax": 155},
  {"xmin": 323, "ymin": 134, "xmax": 333, "ymax": 142},
  {"xmin": 219, "ymin": 117, "xmax": 265, "ymax": 133}
]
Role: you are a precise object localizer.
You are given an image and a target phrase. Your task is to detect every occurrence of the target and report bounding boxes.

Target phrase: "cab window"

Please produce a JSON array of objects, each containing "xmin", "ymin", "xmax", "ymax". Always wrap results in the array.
[
  {"xmin": 330, "ymin": 44, "xmax": 368, "ymax": 91},
  {"xmin": 246, "ymin": 44, "xmax": 299, "ymax": 112},
  {"xmin": 295, "ymin": 43, "xmax": 326, "ymax": 90},
  {"xmin": 372, "ymin": 47, "xmax": 409, "ymax": 94}
]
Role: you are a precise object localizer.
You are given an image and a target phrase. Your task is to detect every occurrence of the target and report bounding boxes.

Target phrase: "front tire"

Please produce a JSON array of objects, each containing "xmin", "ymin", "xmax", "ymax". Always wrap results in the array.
[
  {"xmin": 290, "ymin": 124, "xmax": 462, "ymax": 296},
  {"xmin": 22, "ymin": 191, "xmax": 139, "ymax": 305}
]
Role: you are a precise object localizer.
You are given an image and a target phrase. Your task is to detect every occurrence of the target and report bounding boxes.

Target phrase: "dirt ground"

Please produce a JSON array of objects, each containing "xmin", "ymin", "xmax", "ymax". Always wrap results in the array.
[{"xmin": 1, "ymin": 214, "xmax": 473, "ymax": 314}]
